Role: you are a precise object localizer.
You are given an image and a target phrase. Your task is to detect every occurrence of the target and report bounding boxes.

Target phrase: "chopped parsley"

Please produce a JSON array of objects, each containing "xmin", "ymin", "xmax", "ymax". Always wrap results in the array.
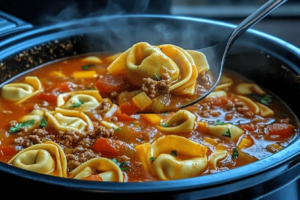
[
  {"xmin": 111, "ymin": 159, "xmax": 130, "ymax": 171},
  {"xmin": 160, "ymin": 123, "xmax": 169, "ymax": 127},
  {"xmin": 222, "ymin": 128, "xmax": 231, "ymax": 138},
  {"xmin": 115, "ymin": 127, "xmax": 121, "ymax": 131},
  {"xmin": 232, "ymin": 148, "xmax": 239, "ymax": 159},
  {"xmin": 9, "ymin": 120, "xmax": 35, "ymax": 133},
  {"xmin": 130, "ymin": 122, "xmax": 135, "ymax": 126},
  {"xmin": 86, "ymin": 87, "xmax": 96, "ymax": 90},
  {"xmin": 171, "ymin": 150, "xmax": 177, "ymax": 157},
  {"xmin": 251, "ymin": 93, "xmax": 273, "ymax": 105},
  {"xmin": 70, "ymin": 99, "xmax": 84, "ymax": 108},
  {"xmin": 150, "ymin": 157, "xmax": 156, "ymax": 162},
  {"xmin": 82, "ymin": 64, "xmax": 95, "ymax": 70},
  {"xmin": 216, "ymin": 120, "xmax": 232, "ymax": 125},
  {"xmin": 162, "ymin": 112, "xmax": 168, "ymax": 116},
  {"xmin": 39, "ymin": 118, "xmax": 48, "ymax": 127},
  {"xmin": 154, "ymin": 73, "xmax": 160, "ymax": 81}
]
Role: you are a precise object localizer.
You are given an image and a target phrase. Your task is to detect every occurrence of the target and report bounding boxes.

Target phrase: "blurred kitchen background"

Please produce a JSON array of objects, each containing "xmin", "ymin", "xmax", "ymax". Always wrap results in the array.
[{"xmin": 0, "ymin": 0, "xmax": 299, "ymax": 47}]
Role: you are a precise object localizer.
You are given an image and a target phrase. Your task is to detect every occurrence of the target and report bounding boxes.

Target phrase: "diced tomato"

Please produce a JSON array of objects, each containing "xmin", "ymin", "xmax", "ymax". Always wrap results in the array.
[
  {"xmin": 81, "ymin": 175, "xmax": 103, "ymax": 181},
  {"xmin": 0, "ymin": 145, "xmax": 18, "ymax": 162},
  {"xmin": 37, "ymin": 92, "xmax": 57, "ymax": 103},
  {"xmin": 240, "ymin": 124, "xmax": 256, "ymax": 132},
  {"xmin": 96, "ymin": 74, "xmax": 125, "ymax": 95},
  {"xmin": 119, "ymin": 100, "xmax": 141, "ymax": 116},
  {"xmin": 267, "ymin": 123, "xmax": 294, "ymax": 138},
  {"xmin": 55, "ymin": 81, "xmax": 77, "ymax": 92},
  {"xmin": 116, "ymin": 110, "xmax": 135, "ymax": 121},
  {"xmin": 92, "ymin": 138, "xmax": 128, "ymax": 157},
  {"xmin": 0, "ymin": 145, "xmax": 17, "ymax": 156}
]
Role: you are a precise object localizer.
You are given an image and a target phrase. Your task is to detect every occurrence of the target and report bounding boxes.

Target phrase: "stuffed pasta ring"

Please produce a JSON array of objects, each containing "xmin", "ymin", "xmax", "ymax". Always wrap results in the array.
[{"xmin": 8, "ymin": 141, "xmax": 67, "ymax": 177}]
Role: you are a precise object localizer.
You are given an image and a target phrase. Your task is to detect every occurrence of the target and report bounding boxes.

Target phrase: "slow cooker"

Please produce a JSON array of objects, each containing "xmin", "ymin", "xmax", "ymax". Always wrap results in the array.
[{"xmin": 0, "ymin": 11, "xmax": 300, "ymax": 200}]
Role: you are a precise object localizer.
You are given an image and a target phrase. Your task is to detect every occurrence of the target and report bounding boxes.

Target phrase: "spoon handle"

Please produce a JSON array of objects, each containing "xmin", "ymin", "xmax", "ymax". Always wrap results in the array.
[{"xmin": 227, "ymin": 0, "xmax": 287, "ymax": 47}]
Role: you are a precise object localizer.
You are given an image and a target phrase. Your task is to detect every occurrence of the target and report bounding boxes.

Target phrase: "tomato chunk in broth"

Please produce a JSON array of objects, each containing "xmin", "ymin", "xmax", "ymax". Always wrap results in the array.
[{"xmin": 0, "ymin": 52, "xmax": 298, "ymax": 182}]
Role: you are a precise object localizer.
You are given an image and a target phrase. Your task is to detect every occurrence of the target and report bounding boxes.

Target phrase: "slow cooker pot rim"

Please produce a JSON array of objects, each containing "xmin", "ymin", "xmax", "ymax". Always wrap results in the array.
[{"xmin": 0, "ymin": 14, "xmax": 300, "ymax": 193}]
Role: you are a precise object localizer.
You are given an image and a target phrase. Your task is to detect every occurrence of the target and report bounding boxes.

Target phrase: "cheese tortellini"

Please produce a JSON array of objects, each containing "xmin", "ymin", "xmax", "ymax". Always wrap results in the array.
[
  {"xmin": 57, "ymin": 90, "xmax": 102, "ymax": 112},
  {"xmin": 157, "ymin": 110, "xmax": 196, "ymax": 134},
  {"xmin": 8, "ymin": 141, "xmax": 67, "ymax": 177},
  {"xmin": 68, "ymin": 158, "xmax": 124, "ymax": 182},
  {"xmin": 20, "ymin": 109, "xmax": 45, "ymax": 130},
  {"xmin": 2, "ymin": 76, "xmax": 42, "ymax": 104},
  {"xmin": 107, "ymin": 42, "xmax": 209, "ymax": 95},
  {"xmin": 135, "ymin": 135, "xmax": 208, "ymax": 180},
  {"xmin": 45, "ymin": 108, "xmax": 93, "ymax": 132}
]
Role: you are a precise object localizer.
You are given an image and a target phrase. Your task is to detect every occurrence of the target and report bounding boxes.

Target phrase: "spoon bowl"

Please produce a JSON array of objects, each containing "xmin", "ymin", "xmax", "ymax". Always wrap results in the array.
[{"xmin": 181, "ymin": 0, "xmax": 287, "ymax": 109}]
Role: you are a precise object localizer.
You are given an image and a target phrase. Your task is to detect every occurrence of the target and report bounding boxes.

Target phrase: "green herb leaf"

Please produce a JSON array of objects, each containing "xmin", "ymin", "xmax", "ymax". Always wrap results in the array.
[
  {"xmin": 216, "ymin": 120, "xmax": 232, "ymax": 125},
  {"xmin": 120, "ymin": 167, "xmax": 130, "ymax": 171},
  {"xmin": 251, "ymin": 93, "xmax": 273, "ymax": 105},
  {"xmin": 39, "ymin": 118, "xmax": 48, "ymax": 127},
  {"xmin": 232, "ymin": 148, "xmax": 239, "ymax": 159},
  {"xmin": 163, "ymin": 112, "xmax": 168, "ymax": 116},
  {"xmin": 154, "ymin": 73, "xmax": 160, "ymax": 81},
  {"xmin": 9, "ymin": 120, "xmax": 35, "ymax": 133},
  {"xmin": 70, "ymin": 99, "xmax": 84, "ymax": 108},
  {"xmin": 119, "ymin": 161, "xmax": 129, "ymax": 167},
  {"xmin": 150, "ymin": 157, "xmax": 156, "ymax": 162},
  {"xmin": 82, "ymin": 64, "xmax": 95, "ymax": 70},
  {"xmin": 222, "ymin": 128, "xmax": 231, "ymax": 138},
  {"xmin": 86, "ymin": 87, "xmax": 96, "ymax": 90},
  {"xmin": 115, "ymin": 127, "xmax": 121, "ymax": 131},
  {"xmin": 171, "ymin": 150, "xmax": 177, "ymax": 157},
  {"xmin": 111, "ymin": 158, "xmax": 118, "ymax": 164},
  {"xmin": 130, "ymin": 122, "xmax": 135, "ymax": 126},
  {"xmin": 160, "ymin": 123, "xmax": 169, "ymax": 127}
]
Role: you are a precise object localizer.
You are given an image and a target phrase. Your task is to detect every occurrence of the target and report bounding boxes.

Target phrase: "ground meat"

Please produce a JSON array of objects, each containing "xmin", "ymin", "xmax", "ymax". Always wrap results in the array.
[
  {"xmin": 110, "ymin": 91, "xmax": 118, "ymax": 99},
  {"xmin": 95, "ymin": 125, "xmax": 114, "ymax": 138},
  {"xmin": 14, "ymin": 128, "xmax": 48, "ymax": 147},
  {"xmin": 66, "ymin": 147, "xmax": 100, "ymax": 171},
  {"xmin": 280, "ymin": 118, "xmax": 291, "ymax": 123},
  {"xmin": 96, "ymin": 99, "xmax": 111, "ymax": 114},
  {"xmin": 141, "ymin": 72, "xmax": 171, "ymax": 98},
  {"xmin": 10, "ymin": 120, "xmax": 18, "ymax": 127}
]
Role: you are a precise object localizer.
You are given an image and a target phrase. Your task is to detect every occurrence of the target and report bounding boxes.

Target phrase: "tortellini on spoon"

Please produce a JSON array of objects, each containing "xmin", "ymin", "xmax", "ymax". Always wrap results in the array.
[
  {"xmin": 57, "ymin": 90, "xmax": 103, "ymax": 112},
  {"xmin": 2, "ymin": 76, "xmax": 42, "ymax": 104},
  {"xmin": 45, "ymin": 108, "xmax": 93, "ymax": 132},
  {"xmin": 68, "ymin": 157, "xmax": 124, "ymax": 182},
  {"xmin": 107, "ymin": 42, "xmax": 209, "ymax": 96},
  {"xmin": 8, "ymin": 141, "xmax": 67, "ymax": 177}
]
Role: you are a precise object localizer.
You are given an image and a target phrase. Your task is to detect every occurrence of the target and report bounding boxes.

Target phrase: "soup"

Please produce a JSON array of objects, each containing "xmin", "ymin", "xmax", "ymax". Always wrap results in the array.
[{"xmin": 0, "ymin": 43, "xmax": 298, "ymax": 182}]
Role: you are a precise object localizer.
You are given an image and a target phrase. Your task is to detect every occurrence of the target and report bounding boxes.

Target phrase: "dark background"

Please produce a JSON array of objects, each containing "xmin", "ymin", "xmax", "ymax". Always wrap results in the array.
[{"xmin": 0, "ymin": 0, "xmax": 299, "ymax": 47}]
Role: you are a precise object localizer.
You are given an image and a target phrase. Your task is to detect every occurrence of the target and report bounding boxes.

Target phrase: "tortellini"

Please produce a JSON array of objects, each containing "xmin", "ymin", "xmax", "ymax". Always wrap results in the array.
[
  {"xmin": 107, "ymin": 42, "xmax": 209, "ymax": 95},
  {"xmin": 197, "ymin": 122, "xmax": 245, "ymax": 140},
  {"xmin": 215, "ymin": 75, "xmax": 233, "ymax": 90},
  {"xmin": 208, "ymin": 145, "xmax": 227, "ymax": 170},
  {"xmin": 135, "ymin": 135, "xmax": 208, "ymax": 180},
  {"xmin": 157, "ymin": 110, "xmax": 196, "ymax": 134},
  {"xmin": 57, "ymin": 90, "xmax": 102, "ymax": 112},
  {"xmin": 236, "ymin": 83, "xmax": 265, "ymax": 95},
  {"xmin": 45, "ymin": 108, "xmax": 93, "ymax": 132},
  {"xmin": 2, "ymin": 76, "xmax": 42, "ymax": 104},
  {"xmin": 68, "ymin": 158, "xmax": 124, "ymax": 182},
  {"xmin": 20, "ymin": 109, "xmax": 45, "ymax": 130},
  {"xmin": 8, "ymin": 141, "xmax": 67, "ymax": 177}
]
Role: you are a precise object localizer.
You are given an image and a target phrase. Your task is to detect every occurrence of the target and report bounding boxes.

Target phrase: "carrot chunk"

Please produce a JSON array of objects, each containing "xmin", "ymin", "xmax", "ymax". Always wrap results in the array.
[
  {"xmin": 92, "ymin": 138, "xmax": 128, "ymax": 157},
  {"xmin": 267, "ymin": 123, "xmax": 294, "ymax": 137},
  {"xmin": 81, "ymin": 175, "xmax": 103, "ymax": 181},
  {"xmin": 96, "ymin": 74, "xmax": 125, "ymax": 95}
]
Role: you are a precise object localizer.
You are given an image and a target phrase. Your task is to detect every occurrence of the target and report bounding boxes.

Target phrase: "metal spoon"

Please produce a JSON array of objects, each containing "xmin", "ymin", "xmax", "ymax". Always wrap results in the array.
[{"xmin": 181, "ymin": 0, "xmax": 287, "ymax": 109}]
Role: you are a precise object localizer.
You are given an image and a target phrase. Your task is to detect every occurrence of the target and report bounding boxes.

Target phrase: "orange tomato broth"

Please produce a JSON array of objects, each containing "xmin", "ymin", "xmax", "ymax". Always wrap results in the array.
[{"xmin": 0, "ymin": 53, "xmax": 298, "ymax": 182}]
